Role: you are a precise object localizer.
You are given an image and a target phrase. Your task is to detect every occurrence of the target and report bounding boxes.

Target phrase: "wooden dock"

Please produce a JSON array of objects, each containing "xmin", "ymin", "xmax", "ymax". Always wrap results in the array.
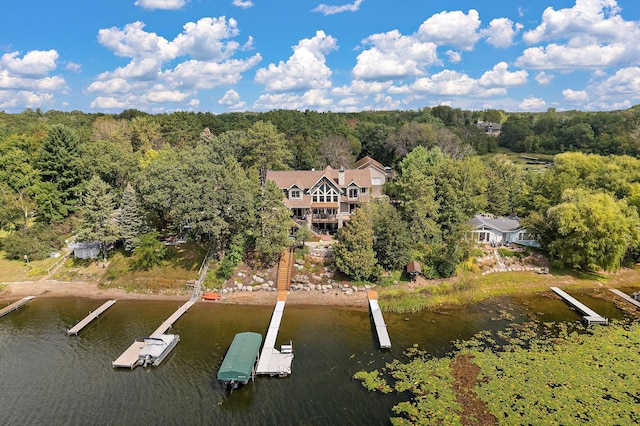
[
  {"xmin": 113, "ymin": 299, "xmax": 195, "ymax": 368},
  {"xmin": 150, "ymin": 300, "xmax": 195, "ymax": 337},
  {"xmin": 609, "ymin": 288, "xmax": 640, "ymax": 309},
  {"xmin": 550, "ymin": 287, "xmax": 608, "ymax": 325},
  {"xmin": 67, "ymin": 300, "xmax": 117, "ymax": 335},
  {"xmin": 256, "ymin": 296, "xmax": 294, "ymax": 377},
  {"xmin": 112, "ymin": 340, "xmax": 145, "ymax": 368},
  {"xmin": 367, "ymin": 291, "xmax": 391, "ymax": 348},
  {"xmin": 0, "ymin": 296, "xmax": 35, "ymax": 319}
]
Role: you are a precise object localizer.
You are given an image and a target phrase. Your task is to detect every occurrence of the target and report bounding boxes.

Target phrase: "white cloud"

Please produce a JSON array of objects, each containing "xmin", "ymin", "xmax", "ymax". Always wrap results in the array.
[
  {"xmin": 134, "ymin": 0, "xmax": 186, "ymax": 10},
  {"xmin": 0, "ymin": 91, "xmax": 54, "ymax": 110},
  {"xmin": 482, "ymin": 18, "xmax": 523, "ymax": 48},
  {"xmin": 254, "ymin": 89, "xmax": 334, "ymax": 111},
  {"xmin": 312, "ymin": 0, "xmax": 364, "ymax": 16},
  {"xmin": 173, "ymin": 17, "xmax": 241, "ymax": 61},
  {"xmin": 562, "ymin": 89, "xmax": 590, "ymax": 103},
  {"xmin": 65, "ymin": 62, "xmax": 82, "ymax": 73},
  {"xmin": 446, "ymin": 50, "xmax": 461, "ymax": 63},
  {"xmin": 479, "ymin": 62, "xmax": 528, "ymax": 87},
  {"xmin": 517, "ymin": 43, "xmax": 628, "ymax": 69},
  {"xmin": 523, "ymin": 0, "xmax": 626, "ymax": 44},
  {"xmin": 353, "ymin": 30, "xmax": 439, "ymax": 80},
  {"xmin": 409, "ymin": 70, "xmax": 506, "ymax": 97},
  {"xmin": 416, "ymin": 9, "xmax": 481, "ymax": 51},
  {"xmin": 254, "ymin": 30, "xmax": 337, "ymax": 92},
  {"xmin": 0, "ymin": 50, "xmax": 66, "ymax": 108},
  {"xmin": 0, "ymin": 50, "xmax": 58, "ymax": 76},
  {"xmin": 165, "ymin": 55, "xmax": 262, "ymax": 89},
  {"xmin": 97, "ymin": 22, "xmax": 176, "ymax": 60},
  {"xmin": 517, "ymin": 0, "xmax": 640, "ymax": 69},
  {"xmin": 519, "ymin": 96, "xmax": 546, "ymax": 111},
  {"xmin": 218, "ymin": 89, "xmax": 245, "ymax": 109},
  {"xmin": 89, "ymin": 17, "xmax": 260, "ymax": 111},
  {"xmin": 232, "ymin": 0, "xmax": 254, "ymax": 8},
  {"xmin": 331, "ymin": 80, "xmax": 391, "ymax": 98},
  {"xmin": 593, "ymin": 67, "xmax": 640, "ymax": 99},
  {"xmin": 535, "ymin": 71, "xmax": 553, "ymax": 85}
]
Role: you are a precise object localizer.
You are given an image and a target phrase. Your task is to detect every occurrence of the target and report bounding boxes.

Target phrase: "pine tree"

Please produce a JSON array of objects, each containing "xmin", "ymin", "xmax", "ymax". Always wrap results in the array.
[
  {"xmin": 118, "ymin": 183, "xmax": 148, "ymax": 252},
  {"xmin": 76, "ymin": 176, "xmax": 120, "ymax": 260}
]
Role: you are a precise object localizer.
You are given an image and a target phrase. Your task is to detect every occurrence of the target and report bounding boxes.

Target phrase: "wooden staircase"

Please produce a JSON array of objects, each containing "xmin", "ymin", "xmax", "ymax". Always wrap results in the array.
[{"xmin": 276, "ymin": 248, "xmax": 294, "ymax": 300}]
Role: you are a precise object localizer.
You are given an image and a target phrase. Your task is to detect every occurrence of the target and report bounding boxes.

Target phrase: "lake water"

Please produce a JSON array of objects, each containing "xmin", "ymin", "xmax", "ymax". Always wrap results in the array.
[{"xmin": 0, "ymin": 289, "xmax": 631, "ymax": 425}]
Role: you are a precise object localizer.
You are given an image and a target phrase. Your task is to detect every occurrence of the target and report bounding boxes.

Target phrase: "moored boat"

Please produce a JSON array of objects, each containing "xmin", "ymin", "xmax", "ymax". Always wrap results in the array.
[
  {"xmin": 217, "ymin": 332, "xmax": 262, "ymax": 391},
  {"xmin": 202, "ymin": 292, "xmax": 220, "ymax": 301},
  {"xmin": 138, "ymin": 334, "xmax": 180, "ymax": 367}
]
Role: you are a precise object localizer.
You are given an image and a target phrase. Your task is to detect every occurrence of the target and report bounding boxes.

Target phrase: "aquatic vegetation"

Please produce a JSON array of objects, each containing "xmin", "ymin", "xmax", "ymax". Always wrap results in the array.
[{"xmin": 355, "ymin": 321, "xmax": 640, "ymax": 424}]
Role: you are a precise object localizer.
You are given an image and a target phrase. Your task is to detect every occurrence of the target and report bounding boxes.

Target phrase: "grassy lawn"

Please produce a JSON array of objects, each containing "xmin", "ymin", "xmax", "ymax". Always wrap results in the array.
[
  {"xmin": 96, "ymin": 241, "xmax": 206, "ymax": 295},
  {"xmin": 0, "ymin": 251, "xmax": 65, "ymax": 283},
  {"xmin": 378, "ymin": 266, "xmax": 640, "ymax": 313}
]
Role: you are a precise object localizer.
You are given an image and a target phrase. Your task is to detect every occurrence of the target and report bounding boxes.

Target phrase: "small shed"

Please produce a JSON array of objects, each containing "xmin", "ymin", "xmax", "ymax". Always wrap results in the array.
[
  {"xmin": 68, "ymin": 242, "xmax": 101, "ymax": 259},
  {"xmin": 407, "ymin": 261, "xmax": 421, "ymax": 281}
]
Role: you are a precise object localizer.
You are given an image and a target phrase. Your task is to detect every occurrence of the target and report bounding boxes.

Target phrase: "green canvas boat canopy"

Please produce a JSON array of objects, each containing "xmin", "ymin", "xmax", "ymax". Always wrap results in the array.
[{"xmin": 217, "ymin": 332, "xmax": 263, "ymax": 381}]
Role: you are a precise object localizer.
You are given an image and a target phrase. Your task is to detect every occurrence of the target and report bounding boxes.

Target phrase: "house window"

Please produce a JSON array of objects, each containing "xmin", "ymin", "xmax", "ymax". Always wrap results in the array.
[
  {"xmin": 290, "ymin": 189, "xmax": 301, "ymax": 199},
  {"xmin": 361, "ymin": 188, "xmax": 367, "ymax": 194},
  {"xmin": 312, "ymin": 182, "xmax": 339, "ymax": 204},
  {"xmin": 348, "ymin": 188, "xmax": 358, "ymax": 199}
]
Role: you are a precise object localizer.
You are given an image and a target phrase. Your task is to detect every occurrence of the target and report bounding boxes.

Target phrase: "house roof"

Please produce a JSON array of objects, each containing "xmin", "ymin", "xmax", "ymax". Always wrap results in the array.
[
  {"xmin": 266, "ymin": 166, "xmax": 372, "ymax": 191},
  {"xmin": 355, "ymin": 156, "xmax": 385, "ymax": 171},
  {"xmin": 407, "ymin": 261, "xmax": 421, "ymax": 273},
  {"xmin": 470, "ymin": 214, "xmax": 523, "ymax": 233}
]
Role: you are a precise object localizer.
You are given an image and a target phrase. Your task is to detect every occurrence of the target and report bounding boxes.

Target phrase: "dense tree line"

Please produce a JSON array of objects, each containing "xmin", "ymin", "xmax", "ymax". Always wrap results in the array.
[{"xmin": 2, "ymin": 106, "xmax": 640, "ymax": 278}]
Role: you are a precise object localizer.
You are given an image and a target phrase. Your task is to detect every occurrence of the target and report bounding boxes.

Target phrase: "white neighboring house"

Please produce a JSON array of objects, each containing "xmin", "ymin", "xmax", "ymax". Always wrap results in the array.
[{"xmin": 469, "ymin": 214, "xmax": 538, "ymax": 247}]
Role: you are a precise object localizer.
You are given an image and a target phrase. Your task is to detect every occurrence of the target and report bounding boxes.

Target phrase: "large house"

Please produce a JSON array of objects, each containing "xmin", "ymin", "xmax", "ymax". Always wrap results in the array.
[
  {"xmin": 476, "ymin": 121, "xmax": 502, "ymax": 137},
  {"xmin": 469, "ymin": 213, "xmax": 538, "ymax": 247},
  {"xmin": 266, "ymin": 156, "xmax": 391, "ymax": 234}
]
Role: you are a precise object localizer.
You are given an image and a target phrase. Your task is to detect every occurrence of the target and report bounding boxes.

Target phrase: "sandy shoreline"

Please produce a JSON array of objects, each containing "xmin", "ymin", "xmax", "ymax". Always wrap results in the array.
[{"xmin": 0, "ymin": 280, "xmax": 370, "ymax": 307}]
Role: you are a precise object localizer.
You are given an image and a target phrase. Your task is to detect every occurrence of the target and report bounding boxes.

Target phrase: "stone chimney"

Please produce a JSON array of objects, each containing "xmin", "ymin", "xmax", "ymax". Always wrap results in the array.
[{"xmin": 338, "ymin": 166, "xmax": 345, "ymax": 186}]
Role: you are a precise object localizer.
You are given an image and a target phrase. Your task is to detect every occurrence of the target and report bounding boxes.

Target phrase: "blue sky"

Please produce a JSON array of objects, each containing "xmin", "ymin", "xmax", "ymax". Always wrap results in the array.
[{"xmin": 1, "ymin": 0, "xmax": 639, "ymax": 114}]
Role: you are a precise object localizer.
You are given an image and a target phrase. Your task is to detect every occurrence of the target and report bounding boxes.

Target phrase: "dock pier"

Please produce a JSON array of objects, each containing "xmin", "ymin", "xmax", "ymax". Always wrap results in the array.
[
  {"xmin": 67, "ymin": 300, "xmax": 117, "ymax": 335},
  {"xmin": 255, "ymin": 293, "xmax": 294, "ymax": 376},
  {"xmin": 112, "ymin": 299, "xmax": 195, "ymax": 368},
  {"xmin": 0, "ymin": 296, "xmax": 35, "ymax": 319},
  {"xmin": 550, "ymin": 287, "xmax": 608, "ymax": 325},
  {"xmin": 255, "ymin": 249, "xmax": 295, "ymax": 377},
  {"xmin": 367, "ymin": 291, "xmax": 391, "ymax": 348},
  {"xmin": 609, "ymin": 288, "xmax": 640, "ymax": 309}
]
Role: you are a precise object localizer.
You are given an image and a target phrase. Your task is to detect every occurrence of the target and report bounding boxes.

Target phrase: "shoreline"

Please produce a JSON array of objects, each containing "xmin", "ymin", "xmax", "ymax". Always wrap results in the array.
[{"xmin": 0, "ymin": 280, "xmax": 370, "ymax": 307}]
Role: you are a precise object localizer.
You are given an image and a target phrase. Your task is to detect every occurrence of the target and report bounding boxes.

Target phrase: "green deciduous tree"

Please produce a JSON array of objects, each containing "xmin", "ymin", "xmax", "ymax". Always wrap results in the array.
[
  {"xmin": 254, "ymin": 180, "xmax": 294, "ymax": 265},
  {"xmin": 533, "ymin": 189, "xmax": 640, "ymax": 271},
  {"xmin": 371, "ymin": 200, "xmax": 412, "ymax": 271},
  {"xmin": 334, "ymin": 207, "xmax": 378, "ymax": 281},
  {"xmin": 131, "ymin": 231, "xmax": 166, "ymax": 270}
]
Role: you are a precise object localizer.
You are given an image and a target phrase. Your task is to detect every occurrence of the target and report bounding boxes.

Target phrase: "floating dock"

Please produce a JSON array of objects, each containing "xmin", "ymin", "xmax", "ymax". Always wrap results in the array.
[
  {"xmin": 367, "ymin": 291, "xmax": 391, "ymax": 348},
  {"xmin": 550, "ymin": 287, "xmax": 608, "ymax": 325},
  {"xmin": 67, "ymin": 300, "xmax": 117, "ymax": 335},
  {"xmin": 255, "ymin": 293, "xmax": 294, "ymax": 377},
  {"xmin": 609, "ymin": 288, "xmax": 640, "ymax": 309},
  {"xmin": 0, "ymin": 296, "xmax": 35, "ymax": 319},
  {"xmin": 112, "ymin": 340, "xmax": 146, "ymax": 369},
  {"xmin": 150, "ymin": 301, "xmax": 195, "ymax": 337},
  {"xmin": 112, "ymin": 299, "xmax": 194, "ymax": 368}
]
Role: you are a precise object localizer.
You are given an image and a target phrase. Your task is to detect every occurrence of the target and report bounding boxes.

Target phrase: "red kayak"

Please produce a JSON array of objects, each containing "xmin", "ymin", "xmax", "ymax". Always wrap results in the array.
[{"xmin": 202, "ymin": 292, "xmax": 221, "ymax": 300}]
